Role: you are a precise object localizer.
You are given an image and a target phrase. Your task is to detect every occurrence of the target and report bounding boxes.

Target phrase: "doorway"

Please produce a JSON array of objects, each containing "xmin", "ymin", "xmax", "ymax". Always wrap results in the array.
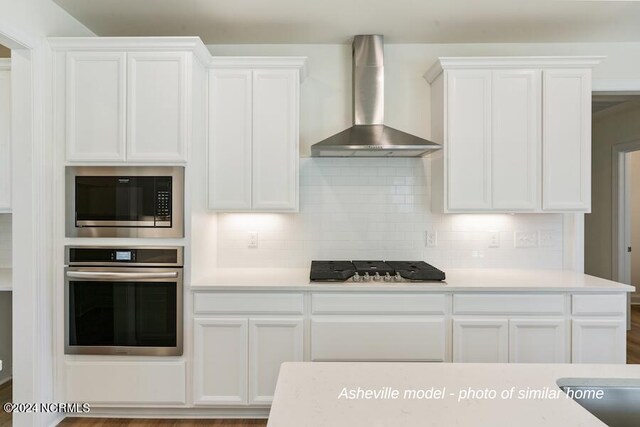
[{"xmin": 586, "ymin": 94, "xmax": 640, "ymax": 363}]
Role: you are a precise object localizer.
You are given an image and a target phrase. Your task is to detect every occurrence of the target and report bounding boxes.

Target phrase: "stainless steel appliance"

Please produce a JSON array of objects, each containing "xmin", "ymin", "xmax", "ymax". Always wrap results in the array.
[
  {"xmin": 65, "ymin": 246, "xmax": 183, "ymax": 356},
  {"xmin": 309, "ymin": 260, "xmax": 446, "ymax": 282},
  {"xmin": 66, "ymin": 166, "xmax": 184, "ymax": 238},
  {"xmin": 311, "ymin": 35, "xmax": 441, "ymax": 157}
]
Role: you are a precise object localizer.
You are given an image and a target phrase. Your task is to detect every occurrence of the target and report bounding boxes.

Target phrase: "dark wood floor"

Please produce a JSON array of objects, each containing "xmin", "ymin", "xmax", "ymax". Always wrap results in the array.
[
  {"xmin": 0, "ymin": 380, "xmax": 12, "ymax": 427},
  {"xmin": 19, "ymin": 305, "xmax": 638, "ymax": 426},
  {"xmin": 58, "ymin": 420, "xmax": 267, "ymax": 427}
]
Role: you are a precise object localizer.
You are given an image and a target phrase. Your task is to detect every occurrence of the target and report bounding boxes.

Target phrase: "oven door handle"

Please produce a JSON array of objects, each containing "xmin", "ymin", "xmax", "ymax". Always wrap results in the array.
[{"xmin": 66, "ymin": 271, "xmax": 179, "ymax": 280}]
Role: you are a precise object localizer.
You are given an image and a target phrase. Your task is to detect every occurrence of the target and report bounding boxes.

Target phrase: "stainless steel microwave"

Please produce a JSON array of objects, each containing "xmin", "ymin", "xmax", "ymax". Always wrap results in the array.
[{"xmin": 66, "ymin": 166, "xmax": 184, "ymax": 238}]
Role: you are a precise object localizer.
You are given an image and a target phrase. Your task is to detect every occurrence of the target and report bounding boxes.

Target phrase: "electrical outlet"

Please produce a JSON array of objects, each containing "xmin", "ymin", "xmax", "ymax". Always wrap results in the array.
[
  {"xmin": 514, "ymin": 231, "xmax": 538, "ymax": 248},
  {"xmin": 539, "ymin": 230, "xmax": 558, "ymax": 248},
  {"xmin": 426, "ymin": 230, "xmax": 438, "ymax": 247},
  {"xmin": 248, "ymin": 231, "xmax": 258, "ymax": 248},
  {"xmin": 488, "ymin": 231, "xmax": 500, "ymax": 248}
]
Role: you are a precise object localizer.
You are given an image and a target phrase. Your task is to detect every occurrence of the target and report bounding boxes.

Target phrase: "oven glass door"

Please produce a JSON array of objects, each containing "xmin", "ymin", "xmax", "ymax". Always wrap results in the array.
[
  {"xmin": 74, "ymin": 176, "xmax": 161, "ymax": 227},
  {"xmin": 66, "ymin": 269, "xmax": 182, "ymax": 355}
]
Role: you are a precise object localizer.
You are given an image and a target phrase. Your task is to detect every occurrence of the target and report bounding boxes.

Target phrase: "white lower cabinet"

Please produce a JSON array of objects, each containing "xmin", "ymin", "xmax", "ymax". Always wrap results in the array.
[
  {"xmin": 453, "ymin": 317, "xmax": 567, "ymax": 363},
  {"xmin": 249, "ymin": 318, "xmax": 303, "ymax": 404},
  {"xmin": 193, "ymin": 318, "xmax": 249, "ymax": 405},
  {"xmin": 572, "ymin": 318, "xmax": 626, "ymax": 364},
  {"xmin": 311, "ymin": 316, "xmax": 446, "ymax": 362},
  {"xmin": 193, "ymin": 316, "xmax": 303, "ymax": 406},
  {"xmin": 453, "ymin": 318, "xmax": 508, "ymax": 363},
  {"xmin": 509, "ymin": 318, "xmax": 567, "ymax": 363}
]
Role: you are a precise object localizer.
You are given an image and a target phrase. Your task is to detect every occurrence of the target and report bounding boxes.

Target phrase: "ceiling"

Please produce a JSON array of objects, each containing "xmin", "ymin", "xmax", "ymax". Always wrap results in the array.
[{"xmin": 53, "ymin": 0, "xmax": 640, "ymax": 44}]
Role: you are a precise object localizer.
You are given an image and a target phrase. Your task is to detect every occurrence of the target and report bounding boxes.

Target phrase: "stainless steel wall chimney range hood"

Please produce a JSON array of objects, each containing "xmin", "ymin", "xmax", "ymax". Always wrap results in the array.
[{"xmin": 311, "ymin": 35, "xmax": 441, "ymax": 157}]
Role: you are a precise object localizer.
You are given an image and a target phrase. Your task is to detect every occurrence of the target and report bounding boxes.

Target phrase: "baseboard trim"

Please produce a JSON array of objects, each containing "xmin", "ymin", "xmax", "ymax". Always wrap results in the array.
[{"xmin": 61, "ymin": 407, "xmax": 270, "ymax": 420}]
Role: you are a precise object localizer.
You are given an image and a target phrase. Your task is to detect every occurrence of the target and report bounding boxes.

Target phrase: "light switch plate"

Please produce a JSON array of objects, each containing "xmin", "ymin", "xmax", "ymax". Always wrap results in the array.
[
  {"xmin": 248, "ymin": 231, "xmax": 258, "ymax": 248},
  {"xmin": 514, "ymin": 231, "xmax": 538, "ymax": 248},
  {"xmin": 538, "ymin": 230, "xmax": 559, "ymax": 247},
  {"xmin": 426, "ymin": 230, "xmax": 438, "ymax": 247},
  {"xmin": 488, "ymin": 231, "xmax": 500, "ymax": 248}
]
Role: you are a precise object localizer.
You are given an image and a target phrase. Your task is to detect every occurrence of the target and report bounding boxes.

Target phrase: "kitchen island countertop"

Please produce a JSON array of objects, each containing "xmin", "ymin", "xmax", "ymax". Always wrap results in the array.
[
  {"xmin": 268, "ymin": 362, "xmax": 640, "ymax": 427},
  {"xmin": 191, "ymin": 268, "xmax": 634, "ymax": 292}
]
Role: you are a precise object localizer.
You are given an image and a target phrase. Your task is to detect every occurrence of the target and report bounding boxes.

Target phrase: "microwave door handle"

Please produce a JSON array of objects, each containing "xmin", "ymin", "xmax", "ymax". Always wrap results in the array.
[{"xmin": 66, "ymin": 271, "xmax": 179, "ymax": 280}]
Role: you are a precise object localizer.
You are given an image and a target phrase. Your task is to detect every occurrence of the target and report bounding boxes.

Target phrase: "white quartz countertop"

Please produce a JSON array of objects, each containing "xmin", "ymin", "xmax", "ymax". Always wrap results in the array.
[
  {"xmin": 0, "ymin": 268, "xmax": 11, "ymax": 291},
  {"xmin": 191, "ymin": 268, "xmax": 634, "ymax": 292},
  {"xmin": 268, "ymin": 362, "xmax": 640, "ymax": 427}
]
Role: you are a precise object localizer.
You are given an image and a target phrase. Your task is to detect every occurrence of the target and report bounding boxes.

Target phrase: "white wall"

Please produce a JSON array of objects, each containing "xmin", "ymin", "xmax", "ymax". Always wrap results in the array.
[
  {"xmin": 0, "ymin": 291, "xmax": 11, "ymax": 384},
  {"xmin": 586, "ymin": 102, "xmax": 640, "ymax": 283},
  {"xmin": 631, "ymin": 151, "xmax": 640, "ymax": 302}
]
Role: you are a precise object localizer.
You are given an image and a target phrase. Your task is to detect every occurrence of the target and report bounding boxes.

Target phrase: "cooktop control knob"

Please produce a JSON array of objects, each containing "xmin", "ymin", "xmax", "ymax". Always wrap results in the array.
[
  {"xmin": 363, "ymin": 272, "xmax": 371, "ymax": 282},
  {"xmin": 352, "ymin": 272, "xmax": 361, "ymax": 282},
  {"xmin": 394, "ymin": 272, "xmax": 403, "ymax": 282},
  {"xmin": 373, "ymin": 272, "xmax": 381, "ymax": 281},
  {"xmin": 384, "ymin": 272, "xmax": 392, "ymax": 282}
]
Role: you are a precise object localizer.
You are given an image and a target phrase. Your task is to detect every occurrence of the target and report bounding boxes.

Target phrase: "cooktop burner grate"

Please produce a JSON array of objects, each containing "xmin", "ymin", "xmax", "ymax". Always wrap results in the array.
[{"xmin": 309, "ymin": 260, "xmax": 445, "ymax": 282}]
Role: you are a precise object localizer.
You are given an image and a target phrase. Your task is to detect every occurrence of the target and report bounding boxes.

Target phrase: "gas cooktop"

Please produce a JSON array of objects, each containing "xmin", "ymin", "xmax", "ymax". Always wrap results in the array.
[{"xmin": 310, "ymin": 260, "xmax": 446, "ymax": 283}]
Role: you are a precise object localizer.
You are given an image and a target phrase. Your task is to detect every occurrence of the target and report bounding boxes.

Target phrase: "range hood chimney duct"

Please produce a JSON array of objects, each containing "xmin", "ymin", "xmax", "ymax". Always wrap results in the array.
[{"xmin": 311, "ymin": 34, "xmax": 441, "ymax": 157}]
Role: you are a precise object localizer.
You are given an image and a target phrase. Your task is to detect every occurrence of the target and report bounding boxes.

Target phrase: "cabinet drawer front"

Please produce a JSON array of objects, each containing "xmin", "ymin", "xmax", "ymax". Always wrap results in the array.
[
  {"xmin": 311, "ymin": 317, "xmax": 446, "ymax": 361},
  {"xmin": 194, "ymin": 292, "xmax": 304, "ymax": 314},
  {"xmin": 66, "ymin": 361, "xmax": 186, "ymax": 405},
  {"xmin": 453, "ymin": 294, "xmax": 565, "ymax": 315},
  {"xmin": 312, "ymin": 293, "xmax": 447, "ymax": 314},
  {"xmin": 572, "ymin": 294, "xmax": 626, "ymax": 316}
]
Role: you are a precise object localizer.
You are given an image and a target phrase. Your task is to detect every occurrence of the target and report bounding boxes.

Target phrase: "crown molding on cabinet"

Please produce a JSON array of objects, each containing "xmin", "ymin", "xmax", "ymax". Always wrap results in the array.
[
  {"xmin": 0, "ymin": 59, "xmax": 9, "ymax": 71},
  {"xmin": 209, "ymin": 57, "xmax": 308, "ymax": 82},
  {"xmin": 48, "ymin": 36, "xmax": 212, "ymax": 66},
  {"xmin": 424, "ymin": 56, "xmax": 605, "ymax": 83}
]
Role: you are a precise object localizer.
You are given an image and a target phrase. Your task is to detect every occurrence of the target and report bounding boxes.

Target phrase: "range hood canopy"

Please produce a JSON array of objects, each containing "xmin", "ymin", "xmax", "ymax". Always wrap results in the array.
[{"xmin": 311, "ymin": 35, "xmax": 441, "ymax": 157}]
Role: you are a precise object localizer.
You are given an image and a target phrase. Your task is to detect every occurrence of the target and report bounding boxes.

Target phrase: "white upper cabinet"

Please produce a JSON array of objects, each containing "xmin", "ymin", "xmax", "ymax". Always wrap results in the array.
[
  {"xmin": 447, "ymin": 70, "xmax": 492, "ymax": 210},
  {"xmin": 208, "ymin": 59, "xmax": 305, "ymax": 212},
  {"xmin": 208, "ymin": 69, "xmax": 253, "ymax": 210},
  {"xmin": 252, "ymin": 69, "xmax": 299, "ymax": 210},
  {"xmin": 52, "ymin": 38, "xmax": 209, "ymax": 164},
  {"xmin": 126, "ymin": 52, "xmax": 188, "ymax": 162},
  {"xmin": 491, "ymin": 69, "xmax": 541, "ymax": 211},
  {"xmin": 427, "ymin": 57, "xmax": 600, "ymax": 213},
  {"xmin": 0, "ymin": 61, "xmax": 11, "ymax": 212},
  {"xmin": 543, "ymin": 69, "xmax": 592, "ymax": 211},
  {"xmin": 66, "ymin": 52, "xmax": 126, "ymax": 162}
]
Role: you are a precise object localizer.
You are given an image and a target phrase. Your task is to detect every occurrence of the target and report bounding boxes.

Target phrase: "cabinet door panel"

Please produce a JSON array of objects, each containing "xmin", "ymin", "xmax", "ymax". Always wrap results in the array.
[
  {"xmin": 311, "ymin": 317, "xmax": 446, "ymax": 361},
  {"xmin": 542, "ymin": 69, "xmax": 591, "ymax": 211},
  {"xmin": 491, "ymin": 70, "xmax": 541, "ymax": 210},
  {"xmin": 453, "ymin": 318, "xmax": 508, "ymax": 362},
  {"xmin": 193, "ymin": 318, "xmax": 248, "ymax": 405},
  {"xmin": 252, "ymin": 69, "xmax": 299, "ymax": 211},
  {"xmin": 509, "ymin": 318, "xmax": 567, "ymax": 363},
  {"xmin": 66, "ymin": 52, "xmax": 126, "ymax": 161},
  {"xmin": 572, "ymin": 318, "xmax": 626, "ymax": 364},
  {"xmin": 249, "ymin": 318, "xmax": 303, "ymax": 405},
  {"xmin": 127, "ymin": 52, "xmax": 187, "ymax": 162},
  {"xmin": 208, "ymin": 69, "xmax": 252, "ymax": 210},
  {"xmin": 0, "ymin": 68, "xmax": 10, "ymax": 210},
  {"xmin": 447, "ymin": 70, "xmax": 492, "ymax": 210}
]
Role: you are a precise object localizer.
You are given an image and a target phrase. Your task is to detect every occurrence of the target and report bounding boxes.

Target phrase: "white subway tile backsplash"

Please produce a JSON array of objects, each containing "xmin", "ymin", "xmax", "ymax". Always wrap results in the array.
[{"xmin": 216, "ymin": 158, "xmax": 564, "ymax": 269}]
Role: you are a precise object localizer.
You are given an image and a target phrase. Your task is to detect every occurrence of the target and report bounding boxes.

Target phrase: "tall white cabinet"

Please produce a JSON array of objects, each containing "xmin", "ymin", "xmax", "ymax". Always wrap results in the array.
[
  {"xmin": 208, "ymin": 59, "xmax": 306, "ymax": 212},
  {"xmin": 426, "ymin": 57, "xmax": 600, "ymax": 213},
  {"xmin": 0, "ymin": 59, "xmax": 10, "ymax": 212},
  {"xmin": 51, "ymin": 38, "xmax": 210, "ymax": 163}
]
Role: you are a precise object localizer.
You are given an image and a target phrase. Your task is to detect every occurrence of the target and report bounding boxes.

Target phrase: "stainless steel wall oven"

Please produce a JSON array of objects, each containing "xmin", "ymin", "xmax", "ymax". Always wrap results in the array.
[
  {"xmin": 66, "ymin": 166, "xmax": 184, "ymax": 238},
  {"xmin": 65, "ymin": 246, "xmax": 183, "ymax": 356}
]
